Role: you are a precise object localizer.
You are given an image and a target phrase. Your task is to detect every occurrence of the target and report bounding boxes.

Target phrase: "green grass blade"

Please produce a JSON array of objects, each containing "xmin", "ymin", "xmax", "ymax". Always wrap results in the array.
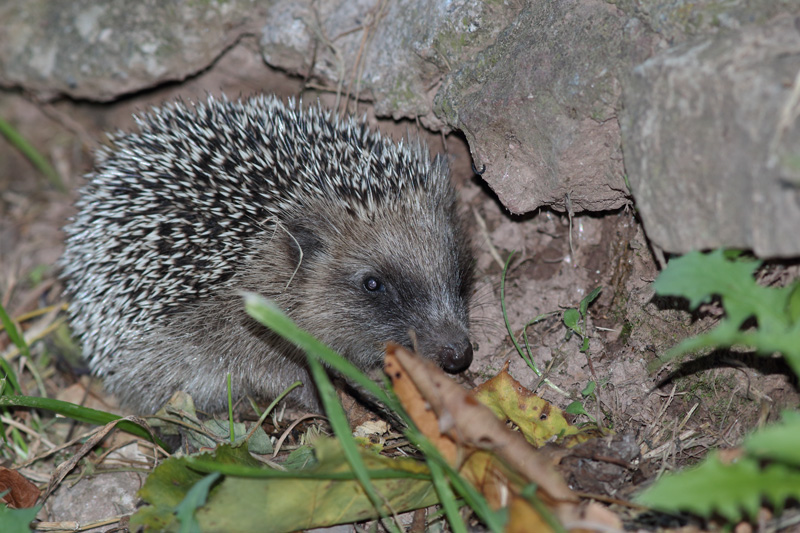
[
  {"xmin": 500, "ymin": 252, "xmax": 541, "ymax": 374},
  {"xmin": 243, "ymin": 293, "xmax": 394, "ymax": 407},
  {"xmin": 408, "ymin": 432, "xmax": 505, "ymax": 532},
  {"xmin": 244, "ymin": 293, "xmax": 400, "ymax": 531},
  {"xmin": 426, "ymin": 456, "xmax": 467, "ymax": 533},
  {"xmin": 0, "ymin": 304, "xmax": 25, "ymax": 394},
  {"xmin": 0, "ymin": 394, "xmax": 169, "ymax": 449},
  {"xmin": 0, "ymin": 117, "xmax": 65, "ymax": 191}
]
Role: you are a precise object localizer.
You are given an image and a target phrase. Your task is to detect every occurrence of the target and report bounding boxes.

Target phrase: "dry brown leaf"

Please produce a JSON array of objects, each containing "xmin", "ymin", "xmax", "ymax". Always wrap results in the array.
[
  {"xmin": 384, "ymin": 346, "xmax": 458, "ymax": 463},
  {"xmin": 385, "ymin": 343, "xmax": 578, "ymax": 506},
  {"xmin": 458, "ymin": 450, "xmax": 527, "ymax": 509},
  {"xmin": 578, "ymin": 502, "xmax": 623, "ymax": 531},
  {"xmin": 0, "ymin": 467, "xmax": 40, "ymax": 508},
  {"xmin": 507, "ymin": 496, "xmax": 554, "ymax": 533}
]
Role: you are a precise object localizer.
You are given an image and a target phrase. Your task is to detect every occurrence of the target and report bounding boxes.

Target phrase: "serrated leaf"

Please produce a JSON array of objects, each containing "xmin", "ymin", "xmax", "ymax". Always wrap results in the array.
[
  {"xmin": 0, "ymin": 503, "xmax": 41, "ymax": 533},
  {"xmin": 651, "ymin": 250, "xmax": 800, "ymax": 371},
  {"xmin": 657, "ymin": 320, "xmax": 800, "ymax": 375},
  {"xmin": 637, "ymin": 453, "xmax": 800, "ymax": 521},
  {"xmin": 745, "ymin": 411, "xmax": 800, "ymax": 467},
  {"xmin": 653, "ymin": 250, "xmax": 791, "ymax": 330}
]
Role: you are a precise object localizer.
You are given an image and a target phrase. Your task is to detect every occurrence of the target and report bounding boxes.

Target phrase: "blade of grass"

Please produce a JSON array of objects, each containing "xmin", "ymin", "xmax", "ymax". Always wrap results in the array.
[
  {"xmin": 243, "ymin": 292, "xmax": 394, "ymax": 408},
  {"xmin": 426, "ymin": 456, "xmax": 467, "ymax": 533},
  {"xmin": 245, "ymin": 381, "xmax": 302, "ymax": 443},
  {"xmin": 244, "ymin": 293, "xmax": 401, "ymax": 532},
  {"xmin": 0, "ymin": 116, "xmax": 65, "ymax": 191},
  {"xmin": 500, "ymin": 251, "xmax": 538, "ymax": 372},
  {"xmin": 0, "ymin": 304, "xmax": 24, "ymax": 394},
  {"xmin": 500, "ymin": 253, "xmax": 568, "ymax": 396},
  {"xmin": 0, "ymin": 303, "xmax": 30, "ymax": 359},
  {"xmin": 0, "ymin": 394, "xmax": 170, "ymax": 450},
  {"xmin": 408, "ymin": 431, "xmax": 506, "ymax": 533}
]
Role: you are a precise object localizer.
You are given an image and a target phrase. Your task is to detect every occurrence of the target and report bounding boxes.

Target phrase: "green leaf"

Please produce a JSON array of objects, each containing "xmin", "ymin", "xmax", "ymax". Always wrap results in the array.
[
  {"xmin": 653, "ymin": 250, "xmax": 789, "ymax": 331},
  {"xmin": 579, "ymin": 287, "xmax": 602, "ymax": 318},
  {"xmin": 580, "ymin": 381, "xmax": 596, "ymax": 397},
  {"xmin": 564, "ymin": 401, "xmax": 588, "ymax": 416},
  {"xmin": 176, "ymin": 472, "xmax": 221, "ymax": 533},
  {"xmin": 580, "ymin": 337, "xmax": 590, "ymax": 353},
  {"xmin": 637, "ymin": 453, "xmax": 800, "ymax": 521},
  {"xmin": 562, "ymin": 309, "xmax": 580, "ymax": 334},
  {"xmin": 0, "ymin": 503, "xmax": 41, "ymax": 533},
  {"xmin": 745, "ymin": 411, "xmax": 800, "ymax": 468},
  {"xmin": 133, "ymin": 440, "xmax": 438, "ymax": 532},
  {"xmin": 650, "ymin": 250, "xmax": 800, "ymax": 373}
]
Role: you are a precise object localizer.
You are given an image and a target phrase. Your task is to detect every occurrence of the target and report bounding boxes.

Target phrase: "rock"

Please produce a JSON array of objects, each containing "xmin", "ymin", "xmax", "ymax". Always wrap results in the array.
[
  {"xmin": 435, "ymin": 0, "xmax": 655, "ymax": 213},
  {"xmin": 621, "ymin": 14, "xmax": 800, "ymax": 257},
  {"xmin": 0, "ymin": 0, "xmax": 263, "ymax": 101}
]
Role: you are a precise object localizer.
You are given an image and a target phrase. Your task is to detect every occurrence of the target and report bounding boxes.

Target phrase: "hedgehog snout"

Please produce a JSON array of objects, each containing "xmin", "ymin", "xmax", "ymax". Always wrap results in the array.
[{"xmin": 439, "ymin": 339, "xmax": 473, "ymax": 374}]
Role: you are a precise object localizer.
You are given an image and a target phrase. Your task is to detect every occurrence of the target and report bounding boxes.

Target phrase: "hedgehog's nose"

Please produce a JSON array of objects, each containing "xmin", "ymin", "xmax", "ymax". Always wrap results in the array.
[{"xmin": 440, "ymin": 342, "xmax": 473, "ymax": 374}]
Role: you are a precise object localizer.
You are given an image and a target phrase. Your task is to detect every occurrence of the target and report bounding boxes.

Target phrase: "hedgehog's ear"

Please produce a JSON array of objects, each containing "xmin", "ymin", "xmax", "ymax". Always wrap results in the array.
[{"xmin": 285, "ymin": 220, "xmax": 324, "ymax": 266}]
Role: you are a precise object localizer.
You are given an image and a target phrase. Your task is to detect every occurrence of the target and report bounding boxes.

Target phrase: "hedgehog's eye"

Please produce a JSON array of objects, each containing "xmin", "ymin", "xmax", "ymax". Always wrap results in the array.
[{"xmin": 363, "ymin": 276, "xmax": 385, "ymax": 293}]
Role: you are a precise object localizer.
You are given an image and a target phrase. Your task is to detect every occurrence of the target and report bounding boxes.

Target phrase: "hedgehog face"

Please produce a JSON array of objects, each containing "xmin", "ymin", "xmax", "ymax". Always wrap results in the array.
[{"xmin": 276, "ymin": 204, "xmax": 474, "ymax": 375}]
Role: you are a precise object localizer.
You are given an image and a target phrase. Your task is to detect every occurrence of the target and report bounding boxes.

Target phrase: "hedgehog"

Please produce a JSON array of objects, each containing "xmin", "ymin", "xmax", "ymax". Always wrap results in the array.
[{"xmin": 60, "ymin": 94, "xmax": 474, "ymax": 413}]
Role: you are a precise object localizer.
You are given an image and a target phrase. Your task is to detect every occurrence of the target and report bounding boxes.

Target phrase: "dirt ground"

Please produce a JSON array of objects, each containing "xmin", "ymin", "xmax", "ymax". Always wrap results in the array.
[{"xmin": 1, "ymin": 44, "xmax": 799, "ymax": 530}]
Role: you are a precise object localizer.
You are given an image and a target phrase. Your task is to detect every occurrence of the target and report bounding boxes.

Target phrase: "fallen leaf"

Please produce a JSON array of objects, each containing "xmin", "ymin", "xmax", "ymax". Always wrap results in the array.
[
  {"xmin": 385, "ymin": 343, "xmax": 578, "ymax": 507},
  {"xmin": 0, "ymin": 467, "xmax": 39, "ymax": 509},
  {"xmin": 472, "ymin": 361, "xmax": 580, "ymax": 447},
  {"xmin": 133, "ymin": 439, "xmax": 437, "ymax": 532},
  {"xmin": 384, "ymin": 347, "xmax": 458, "ymax": 464}
]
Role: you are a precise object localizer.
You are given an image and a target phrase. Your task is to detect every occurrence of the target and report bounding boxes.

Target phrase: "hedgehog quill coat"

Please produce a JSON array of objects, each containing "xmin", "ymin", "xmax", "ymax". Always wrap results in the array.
[{"xmin": 61, "ymin": 95, "xmax": 474, "ymax": 413}]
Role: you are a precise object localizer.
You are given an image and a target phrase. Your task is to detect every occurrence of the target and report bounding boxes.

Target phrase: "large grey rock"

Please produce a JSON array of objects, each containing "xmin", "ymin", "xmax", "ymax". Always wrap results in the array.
[
  {"xmin": 613, "ymin": 0, "xmax": 791, "ymax": 44},
  {"xmin": 1, "ymin": 0, "xmax": 798, "ymax": 256},
  {"xmin": 433, "ymin": 0, "xmax": 656, "ymax": 213},
  {"xmin": 259, "ymin": 0, "xmax": 518, "ymax": 126},
  {"xmin": 0, "ymin": 0, "xmax": 264, "ymax": 101},
  {"xmin": 621, "ymin": 14, "xmax": 800, "ymax": 257}
]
